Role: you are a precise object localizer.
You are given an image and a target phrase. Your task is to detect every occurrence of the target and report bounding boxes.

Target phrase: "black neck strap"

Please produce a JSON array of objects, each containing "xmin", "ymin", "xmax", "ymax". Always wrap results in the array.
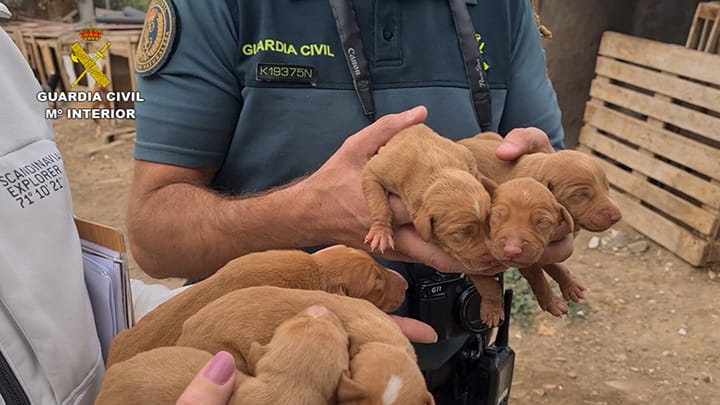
[
  {"xmin": 328, "ymin": 0, "xmax": 376, "ymax": 121},
  {"xmin": 329, "ymin": 0, "xmax": 492, "ymax": 131},
  {"xmin": 447, "ymin": 0, "xmax": 492, "ymax": 131}
]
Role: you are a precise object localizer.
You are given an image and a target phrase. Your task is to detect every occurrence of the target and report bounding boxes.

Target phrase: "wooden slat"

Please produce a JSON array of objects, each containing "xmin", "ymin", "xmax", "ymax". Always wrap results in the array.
[
  {"xmin": 74, "ymin": 217, "xmax": 126, "ymax": 252},
  {"xmin": 611, "ymin": 191, "xmax": 709, "ymax": 266},
  {"xmin": 589, "ymin": 79, "xmax": 720, "ymax": 143},
  {"xmin": 579, "ymin": 126, "xmax": 720, "ymax": 209},
  {"xmin": 599, "ymin": 31, "xmax": 720, "ymax": 87},
  {"xmin": 708, "ymin": 240, "xmax": 720, "ymax": 263},
  {"xmin": 583, "ymin": 103, "xmax": 720, "ymax": 181},
  {"xmin": 595, "ymin": 56, "xmax": 720, "ymax": 113},
  {"xmin": 598, "ymin": 159, "xmax": 718, "ymax": 236}
]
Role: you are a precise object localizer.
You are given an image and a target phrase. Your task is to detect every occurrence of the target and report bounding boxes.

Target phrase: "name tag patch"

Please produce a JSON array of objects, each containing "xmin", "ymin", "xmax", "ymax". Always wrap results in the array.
[{"xmin": 256, "ymin": 63, "xmax": 316, "ymax": 85}]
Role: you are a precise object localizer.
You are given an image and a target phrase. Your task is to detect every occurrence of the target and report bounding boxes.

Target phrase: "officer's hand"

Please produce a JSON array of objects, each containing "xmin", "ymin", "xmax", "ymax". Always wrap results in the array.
[
  {"xmin": 177, "ymin": 351, "xmax": 236, "ymax": 405},
  {"xmin": 496, "ymin": 127, "xmax": 574, "ymax": 265},
  {"xmin": 390, "ymin": 315, "xmax": 438, "ymax": 343},
  {"xmin": 302, "ymin": 106, "xmax": 474, "ymax": 274}
]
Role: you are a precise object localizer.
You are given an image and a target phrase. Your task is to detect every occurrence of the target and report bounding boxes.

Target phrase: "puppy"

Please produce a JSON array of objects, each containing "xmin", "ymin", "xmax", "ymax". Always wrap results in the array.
[
  {"xmin": 97, "ymin": 305, "xmax": 362, "ymax": 405},
  {"xmin": 107, "ymin": 246, "xmax": 407, "ymax": 367},
  {"xmin": 489, "ymin": 177, "xmax": 575, "ymax": 315},
  {"xmin": 489, "ymin": 177, "xmax": 574, "ymax": 268},
  {"xmin": 237, "ymin": 304, "xmax": 360, "ymax": 404},
  {"xmin": 361, "ymin": 123, "xmax": 497, "ymax": 271},
  {"xmin": 361, "ymin": 124, "xmax": 504, "ymax": 326},
  {"xmin": 459, "ymin": 132, "xmax": 622, "ymax": 313},
  {"xmin": 345, "ymin": 342, "xmax": 435, "ymax": 405},
  {"xmin": 458, "ymin": 132, "xmax": 622, "ymax": 231},
  {"xmin": 176, "ymin": 286, "xmax": 417, "ymax": 374},
  {"xmin": 96, "ymin": 346, "xmax": 246, "ymax": 405}
]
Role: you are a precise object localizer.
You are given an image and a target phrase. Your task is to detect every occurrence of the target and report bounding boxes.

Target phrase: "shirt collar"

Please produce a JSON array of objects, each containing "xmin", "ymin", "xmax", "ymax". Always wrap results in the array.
[{"xmin": 0, "ymin": 3, "xmax": 11, "ymax": 19}]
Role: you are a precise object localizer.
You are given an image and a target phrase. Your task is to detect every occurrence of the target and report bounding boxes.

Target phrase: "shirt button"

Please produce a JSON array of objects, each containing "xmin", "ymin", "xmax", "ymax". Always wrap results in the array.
[{"xmin": 383, "ymin": 28, "xmax": 394, "ymax": 41}]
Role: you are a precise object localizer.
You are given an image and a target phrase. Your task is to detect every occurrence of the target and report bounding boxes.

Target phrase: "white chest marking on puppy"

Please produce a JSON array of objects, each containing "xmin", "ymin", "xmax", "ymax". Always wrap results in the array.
[
  {"xmin": 382, "ymin": 375, "xmax": 403, "ymax": 405},
  {"xmin": 473, "ymin": 201, "xmax": 480, "ymax": 216}
]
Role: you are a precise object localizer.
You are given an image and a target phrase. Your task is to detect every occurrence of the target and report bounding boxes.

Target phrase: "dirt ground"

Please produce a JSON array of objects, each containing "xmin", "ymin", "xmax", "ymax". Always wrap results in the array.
[{"xmin": 54, "ymin": 116, "xmax": 719, "ymax": 405}]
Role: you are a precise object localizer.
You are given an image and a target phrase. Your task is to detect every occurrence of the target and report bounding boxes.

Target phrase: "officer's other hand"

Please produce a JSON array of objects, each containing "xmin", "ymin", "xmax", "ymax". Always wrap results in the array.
[
  {"xmin": 176, "ymin": 351, "xmax": 236, "ymax": 405},
  {"xmin": 390, "ymin": 315, "xmax": 438, "ymax": 343},
  {"xmin": 495, "ymin": 127, "xmax": 574, "ymax": 264},
  {"xmin": 495, "ymin": 126, "xmax": 554, "ymax": 159}
]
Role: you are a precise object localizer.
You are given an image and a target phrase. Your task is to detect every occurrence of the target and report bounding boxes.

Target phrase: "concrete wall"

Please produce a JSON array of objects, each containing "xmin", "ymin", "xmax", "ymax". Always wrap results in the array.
[{"xmin": 538, "ymin": 0, "xmax": 703, "ymax": 147}]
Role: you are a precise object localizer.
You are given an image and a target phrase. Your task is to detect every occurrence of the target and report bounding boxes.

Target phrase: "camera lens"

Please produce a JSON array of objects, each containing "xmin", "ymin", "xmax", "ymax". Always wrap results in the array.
[{"xmin": 457, "ymin": 284, "xmax": 489, "ymax": 333}]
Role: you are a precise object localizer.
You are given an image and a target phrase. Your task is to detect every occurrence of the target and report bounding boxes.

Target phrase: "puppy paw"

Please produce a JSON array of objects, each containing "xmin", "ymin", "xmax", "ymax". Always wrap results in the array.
[
  {"xmin": 539, "ymin": 296, "xmax": 569, "ymax": 317},
  {"xmin": 481, "ymin": 305, "xmax": 505, "ymax": 328},
  {"xmin": 560, "ymin": 280, "xmax": 587, "ymax": 303},
  {"xmin": 364, "ymin": 225, "xmax": 394, "ymax": 253}
]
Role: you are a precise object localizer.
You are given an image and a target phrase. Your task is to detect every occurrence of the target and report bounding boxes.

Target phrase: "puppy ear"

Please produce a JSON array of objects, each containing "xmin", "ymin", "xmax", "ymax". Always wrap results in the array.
[
  {"xmin": 479, "ymin": 176, "xmax": 498, "ymax": 197},
  {"xmin": 413, "ymin": 208, "xmax": 434, "ymax": 242},
  {"xmin": 348, "ymin": 335, "xmax": 362, "ymax": 357},
  {"xmin": 246, "ymin": 341, "xmax": 268, "ymax": 375},
  {"xmin": 559, "ymin": 204, "xmax": 575, "ymax": 231},
  {"xmin": 336, "ymin": 371, "xmax": 368, "ymax": 402}
]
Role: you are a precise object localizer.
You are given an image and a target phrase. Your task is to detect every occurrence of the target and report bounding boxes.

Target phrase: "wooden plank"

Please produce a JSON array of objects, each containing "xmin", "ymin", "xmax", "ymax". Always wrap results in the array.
[
  {"xmin": 29, "ymin": 34, "xmax": 47, "ymax": 84},
  {"xmin": 127, "ymin": 38, "xmax": 137, "ymax": 91},
  {"xmin": 74, "ymin": 217, "xmax": 126, "ymax": 252},
  {"xmin": 583, "ymin": 103, "xmax": 720, "ymax": 181},
  {"xmin": 39, "ymin": 44, "xmax": 56, "ymax": 76},
  {"xmin": 599, "ymin": 31, "xmax": 720, "ymax": 87},
  {"xmin": 589, "ymin": 79, "xmax": 720, "ymax": 143},
  {"xmin": 611, "ymin": 190, "xmax": 709, "ymax": 266},
  {"xmin": 595, "ymin": 56, "xmax": 720, "ymax": 113},
  {"xmin": 708, "ymin": 240, "xmax": 720, "ymax": 263},
  {"xmin": 598, "ymin": 159, "xmax": 718, "ymax": 236},
  {"xmin": 579, "ymin": 126, "xmax": 720, "ymax": 209},
  {"xmin": 706, "ymin": 13, "xmax": 720, "ymax": 53}
]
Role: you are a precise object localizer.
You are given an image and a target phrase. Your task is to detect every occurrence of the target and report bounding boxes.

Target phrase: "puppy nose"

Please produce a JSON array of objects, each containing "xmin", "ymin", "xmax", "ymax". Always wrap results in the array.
[
  {"xmin": 503, "ymin": 245, "xmax": 522, "ymax": 258},
  {"xmin": 609, "ymin": 208, "xmax": 622, "ymax": 222}
]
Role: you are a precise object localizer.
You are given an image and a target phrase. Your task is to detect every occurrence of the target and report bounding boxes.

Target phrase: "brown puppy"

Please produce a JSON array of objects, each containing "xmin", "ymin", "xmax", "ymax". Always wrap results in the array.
[
  {"xmin": 97, "ymin": 305, "xmax": 362, "ymax": 405},
  {"xmin": 489, "ymin": 177, "xmax": 575, "ymax": 315},
  {"xmin": 237, "ymin": 304, "xmax": 360, "ymax": 404},
  {"xmin": 361, "ymin": 124, "xmax": 503, "ymax": 326},
  {"xmin": 176, "ymin": 286, "xmax": 417, "ymax": 373},
  {"xmin": 489, "ymin": 177, "xmax": 574, "ymax": 267},
  {"xmin": 96, "ymin": 346, "xmax": 246, "ymax": 405},
  {"xmin": 458, "ymin": 132, "xmax": 622, "ymax": 231},
  {"xmin": 361, "ymin": 123, "xmax": 497, "ymax": 270},
  {"xmin": 107, "ymin": 246, "xmax": 407, "ymax": 367},
  {"xmin": 346, "ymin": 342, "xmax": 435, "ymax": 405},
  {"xmin": 459, "ymin": 132, "xmax": 622, "ymax": 314}
]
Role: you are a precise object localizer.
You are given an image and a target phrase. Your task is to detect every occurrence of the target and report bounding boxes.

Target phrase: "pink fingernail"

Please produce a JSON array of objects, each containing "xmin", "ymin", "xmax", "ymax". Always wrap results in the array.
[{"xmin": 203, "ymin": 351, "xmax": 235, "ymax": 385}]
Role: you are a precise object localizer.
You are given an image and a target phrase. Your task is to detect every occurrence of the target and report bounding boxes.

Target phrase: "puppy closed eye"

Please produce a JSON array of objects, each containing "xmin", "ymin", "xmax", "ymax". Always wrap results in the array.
[
  {"xmin": 453, "ymin": 225, "xmax": 476, "ymax": 240},
  {"xmin": 536, "ymin": 217, "xmax": 553, "ymax": 231},
  {"xmin": 569, "ymin": 190, "xmax": 592, "ymax": 202}
]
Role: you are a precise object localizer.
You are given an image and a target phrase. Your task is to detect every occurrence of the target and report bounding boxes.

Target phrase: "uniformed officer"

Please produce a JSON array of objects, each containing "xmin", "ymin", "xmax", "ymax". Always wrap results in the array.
[{"xmin": 128, "ymin": 0, "xmax": 573, "ymax": 402}]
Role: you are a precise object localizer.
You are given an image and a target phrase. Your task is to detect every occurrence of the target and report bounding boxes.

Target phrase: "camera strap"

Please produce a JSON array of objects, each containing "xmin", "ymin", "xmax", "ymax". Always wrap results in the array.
[
  {"xmin": 328, "ymin": 0, "xmax": 492, "ymax": 131},
  {"xmin": 447, "ymin": 0, "xmax": 492, "ymax": 131},
  {"xmin": 328, "ymin": 0, "xmax": 376, "ymax": 121}
]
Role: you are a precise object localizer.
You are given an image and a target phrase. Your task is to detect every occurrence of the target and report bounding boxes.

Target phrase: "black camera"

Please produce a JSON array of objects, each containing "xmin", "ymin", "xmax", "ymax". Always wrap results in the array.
[{"xmin": 406, "ymin": 270, "xmax": 493, "ymax": 341}]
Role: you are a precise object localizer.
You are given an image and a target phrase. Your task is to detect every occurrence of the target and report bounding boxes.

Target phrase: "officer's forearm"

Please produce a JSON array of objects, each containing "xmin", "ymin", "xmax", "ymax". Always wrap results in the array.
[{"xmin": 127, "ymin": 179, "xmax": 319, "ymax": 280}]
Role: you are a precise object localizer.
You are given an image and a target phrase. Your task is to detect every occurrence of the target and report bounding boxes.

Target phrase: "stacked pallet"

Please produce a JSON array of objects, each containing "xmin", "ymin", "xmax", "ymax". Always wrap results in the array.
[
  {"xmin": 2, "ymin": 19, "xmax": 141, "ymax": 92},
  {"xmin": 579, "ymin": 32, "xmax": 720, "ymax": 267},
  {"xmin": 687, "ymin": 1, "xmax": 720, "ymax": 54}
]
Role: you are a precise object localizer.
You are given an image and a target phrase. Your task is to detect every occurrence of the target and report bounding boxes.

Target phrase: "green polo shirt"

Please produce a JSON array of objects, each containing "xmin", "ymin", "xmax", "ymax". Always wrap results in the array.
[{"xmin": 134, "ymin": 0, "xmax": 564, "ymax": 370}]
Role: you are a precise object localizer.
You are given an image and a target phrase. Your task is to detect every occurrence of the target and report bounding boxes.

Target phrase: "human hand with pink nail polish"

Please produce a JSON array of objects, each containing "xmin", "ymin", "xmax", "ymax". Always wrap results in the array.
[{"xmin": 176, "ymin": 351, "xmax": 237, "ymax": 405}]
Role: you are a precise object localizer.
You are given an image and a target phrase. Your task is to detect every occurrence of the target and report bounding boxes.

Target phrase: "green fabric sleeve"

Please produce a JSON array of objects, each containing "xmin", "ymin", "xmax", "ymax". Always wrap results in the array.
[
  {"xmin": 499, "ymin": 0, "xmax": 565, "ymax": 150},
  {"xmin": 134, "ymin": 0, "xmax": 242, "ymax": 168}
]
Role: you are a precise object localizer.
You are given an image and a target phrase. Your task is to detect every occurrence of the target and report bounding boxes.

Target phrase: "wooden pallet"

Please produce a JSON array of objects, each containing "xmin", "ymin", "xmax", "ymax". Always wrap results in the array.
[
  {"xmin": 579, "ymin": 31, "xmax": 720, "ymax": 267},
  {"xmin": 687, "ymin": 1, "xmax": 720, "ymax": 54}
]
